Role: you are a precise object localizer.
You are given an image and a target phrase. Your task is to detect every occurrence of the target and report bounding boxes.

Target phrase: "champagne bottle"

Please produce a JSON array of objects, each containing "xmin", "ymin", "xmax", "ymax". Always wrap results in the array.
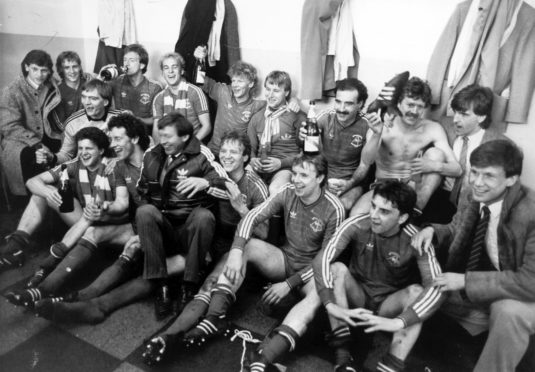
[
  {"xmin": 58, "ymin": 164, "xmax": 74, "ymax": 213},
  {"xmin": 304, "ymin": 101, "xmax": 320, "ymax": 155},
  {"xmin": 192, "ymin": 54, "xmax": 206, "ymax": 86},
  {"xmin": 100, "ymin": 65, "xmax": 119, "ymax": 81}
]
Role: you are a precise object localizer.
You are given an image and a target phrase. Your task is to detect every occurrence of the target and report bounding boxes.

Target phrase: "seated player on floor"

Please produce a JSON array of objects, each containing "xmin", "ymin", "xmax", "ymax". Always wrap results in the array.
[{"xmin": 314, "ymin": 180, "xmax": 443, "ymax": 372}]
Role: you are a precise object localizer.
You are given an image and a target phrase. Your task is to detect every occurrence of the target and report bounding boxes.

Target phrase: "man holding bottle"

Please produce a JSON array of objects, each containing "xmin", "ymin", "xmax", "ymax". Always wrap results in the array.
[{"xmin": 298, "ymin": 78, "xmax": 370, "ymax": 211}]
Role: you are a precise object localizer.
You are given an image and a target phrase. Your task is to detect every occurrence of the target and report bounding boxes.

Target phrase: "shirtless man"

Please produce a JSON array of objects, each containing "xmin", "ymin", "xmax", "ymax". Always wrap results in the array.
[{"xmin": 350, "ymin": 77, "xmax": 461, "ymax": 217}]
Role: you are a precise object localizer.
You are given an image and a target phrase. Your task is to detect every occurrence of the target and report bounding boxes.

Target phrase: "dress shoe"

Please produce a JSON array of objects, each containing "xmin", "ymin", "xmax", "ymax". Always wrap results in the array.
[
  {"xmin": 5, "ymin": 288, "xmax": 43, "ymax": 308},
  {"xmin": 176, "ymin": 282, "xmax": 197, "ymax": 315},
  {"xmin": 0, "ymin": 251, "xmax": 24, "ymax": 272},
  {"xmin": 154, "ymin": 284, "xmax": 173, "ymax": 320}
]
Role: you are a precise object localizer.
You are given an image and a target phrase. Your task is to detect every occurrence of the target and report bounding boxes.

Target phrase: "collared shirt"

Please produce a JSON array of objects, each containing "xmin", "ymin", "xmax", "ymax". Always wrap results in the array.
[
  {"xmin": 444, "ymin": 129, "xmax": 486, "ymax": 191},
  {"xmin": 481, "ymin": 199, "xmax": 503, "ymax": 270}
]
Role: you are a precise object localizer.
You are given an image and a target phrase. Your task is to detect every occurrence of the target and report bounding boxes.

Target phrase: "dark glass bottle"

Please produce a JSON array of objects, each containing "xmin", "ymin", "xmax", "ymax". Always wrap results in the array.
[
  {"xmin": 100, "ymin": 65, "xmax": 119, "ymax": 81},
  {"xmin": 192, "ymin": 56, "xmax": 206, "ymax": 86},
  {"xmin": 58, "ymin": 164, "xmax": 74, "ymax": 213},
  {"xmin": 304, "ymin": 101, "xmax": 320, "ymax": 155}
]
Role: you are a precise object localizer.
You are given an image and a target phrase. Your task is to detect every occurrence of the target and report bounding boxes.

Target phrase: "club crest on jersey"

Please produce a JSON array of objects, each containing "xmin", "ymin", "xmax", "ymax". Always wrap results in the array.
[
  {"xmin": 139, "ymin": 93, "xmax": 151, "ymax": 105},
  {"xmin": 176, "ymin": 168, "xmax": 189, "ymax": 181},
  {"xmin": 241, "ymin": 111, "xmax": 251, "ymax": 122},
  {"xmin": 350, "ymin": 135, "xmax": 363, "ymax": 148},
  {"xmin": 310, "ymin": 217, "xmax": 323, "ymax": 232},
  {"xmin": 386, "ymin": 252, "xmax": 401, "ymax": 267}
]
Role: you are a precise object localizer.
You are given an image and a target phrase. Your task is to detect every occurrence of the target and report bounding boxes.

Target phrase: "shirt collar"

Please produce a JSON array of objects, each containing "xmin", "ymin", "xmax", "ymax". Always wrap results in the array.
[
  {"xmin": 86, "ymin": 109, "xmax": 108, "ymax": 122},
  {"xmin": 481, "ymin": 198, "xmax": 503, "ymax": 217},
  {"xmin": 458, "ymin": 128, "xmax": 485, "ymax": 143}
]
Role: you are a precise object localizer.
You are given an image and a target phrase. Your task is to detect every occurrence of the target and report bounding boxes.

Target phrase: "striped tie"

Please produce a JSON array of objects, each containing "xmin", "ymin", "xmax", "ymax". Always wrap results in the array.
[{"xmin": 466, "ymin": 206, "xmax": 490, "ymax": 271}]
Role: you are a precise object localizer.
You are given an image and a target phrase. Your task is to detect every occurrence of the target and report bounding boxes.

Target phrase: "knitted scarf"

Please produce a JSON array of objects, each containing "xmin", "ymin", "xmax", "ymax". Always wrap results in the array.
[
  {"xmin": 259, "ymin": 104, "xmax": 287, "ymax": 153},
  {"xmin": 78, "ymin": 162, "xmax": 114, "ymax": 206}
]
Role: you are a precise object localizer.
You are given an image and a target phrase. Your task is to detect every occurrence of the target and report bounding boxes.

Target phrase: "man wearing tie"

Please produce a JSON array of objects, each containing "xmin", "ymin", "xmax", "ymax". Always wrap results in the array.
[
  {"xmin": 412, "ymin": 140, "xmax": 535, "ymax": 372},
  {"xmin": 444, "ymin": 85, "xmax": 507, "ymax": 211}
]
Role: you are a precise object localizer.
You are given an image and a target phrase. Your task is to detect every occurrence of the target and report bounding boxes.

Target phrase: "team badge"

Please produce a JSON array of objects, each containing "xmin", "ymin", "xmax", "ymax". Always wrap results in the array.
[
  {"xmin": 386, "ymin": 252, "xmax": 401, "ymax": 267},
  {"xmin": 310, "ymin": 217, "xmax": 323, "ymax": 232},
  {"xmin": 350, "ymin": 135, "xmax": 363, "ymax": 148},
  {"xmin": 241, "ymin": 111, "xmax": 251, "ymax": 122},
  {"xmin": 139, "ymin": 93, "xmax": 151, "ymax": 105}
]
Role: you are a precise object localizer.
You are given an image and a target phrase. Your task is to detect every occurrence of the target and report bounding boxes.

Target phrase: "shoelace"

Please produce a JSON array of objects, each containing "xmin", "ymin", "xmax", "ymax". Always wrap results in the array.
[{"xmin": 230, "ymin": 329, "xmax": 261, "ymax": 372}]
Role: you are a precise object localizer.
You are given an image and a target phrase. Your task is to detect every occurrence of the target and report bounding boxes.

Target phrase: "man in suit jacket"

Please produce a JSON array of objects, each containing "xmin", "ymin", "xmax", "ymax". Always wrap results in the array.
[{"xmin": 412, "ymin": 140, "xmax": 535, "ymax": 372}]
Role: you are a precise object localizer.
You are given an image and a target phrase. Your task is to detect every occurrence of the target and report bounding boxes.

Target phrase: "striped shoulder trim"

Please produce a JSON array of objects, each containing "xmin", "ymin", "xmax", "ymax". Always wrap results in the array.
[
  {"xmin": 324, "ymin": 191, "xmax": 345, "ymax": 225},
  {"xmin": 188, "ymin": 83, "xmax": 209, "ymax": 110},
  {"xmin": 107, "ymin": 109, "xmax": 124, "ymax": 116},
  {"xmin": 317, "ymin": 108, "xmax": 335, "ymax": 120},
  {"xmin": 64, "ymin": 109, "xmax": 86, "ymax": 123},
  {"xmin": 51, "ymin": 157, "xmax": 79, "ymax": 172},
  {"xmin": 247, "ymin": 171, "xmax": 269, "ymax": 200},
  {"xmin": 200, "ymin": 145, "xmax": 227, "ymax": 178}
]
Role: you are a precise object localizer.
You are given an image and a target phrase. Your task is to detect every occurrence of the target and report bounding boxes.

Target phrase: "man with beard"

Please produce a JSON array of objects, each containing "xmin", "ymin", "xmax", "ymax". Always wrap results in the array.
[
  {"xmin": 349, "ymin": 77, "xmax": 461, "ymax": 217},
  {"xmin": 152, "ymin": 52, "xmax": 211, "ymax": 142},
  {"xmin": 298, "ymin": 78, "xmax": 370, "ymax": 211}
]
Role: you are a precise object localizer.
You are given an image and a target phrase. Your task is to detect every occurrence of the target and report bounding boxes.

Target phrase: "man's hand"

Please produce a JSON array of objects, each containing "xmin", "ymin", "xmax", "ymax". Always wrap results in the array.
[
  {"xmin": 355, "ymin": 314, "xmax": 405, "ymax": 333},
  {"xmin": 365, "ymin": 112, "xmax": 385, "ymax": 134},
  {"xmin": 328, "ymin": 178, "xmax": 350, "ymax": 196},
  {"xmin": 193, "ymin": 45, "xmax": 207, "ymax": 59},
  {"xmin": 104, "ymin": 158, "xmax": 118, "ymax": 176},
  {"xmin": 250, "ymin": 157, "xmax": 264, "ymax": 173},
  {"xmin": 35, "ymin": 145, "xmax": 53, "ymax": 165},
  {"xmin": 410, "ymin": 157, "xmax": 440, "ymax": 175},
  {"xmin": 225, "ymin": 181, "xmax": 247, "ymax": 215},
  {"xmin": 433, "ymin": 273, "xmax": 465, "ymax": 292},
  {"xmin": 44, "ymin": 185, "xmax": 63, "ymax": 208},
  {"xmin": 175, "ymin": 177, "xmax": 209, "ymax": 198},
  {"xmin": 411, "ymin": 226, "xmax": 434, "ymax": 256},
  {"xmin": 223, "ymin": 249, "xmax": 243, "ymax": 285},
  {"xmin": 298, "ymin": 122, "xmax": 307, "ymax": 141},
  {"xmin": 83, "ymin": 200, "xmax": 105, "ymax": 221},
  {"xmin": 287, "ymin": 97, "xmax": 301, "ymax": 113},
  {"xmin": 124, "ymin": 235, "xmax": 141, "ymax": 252},
  {"xmin": 261, "ymin": 281, "xmax": 291, "ymax": 305},
  {"xmin": 326, "ymin": 303, "xmax": 373, "ymax": 327},
  {"xmin": 261, "ymin": 157, "xmax": 281, "ymax": 173}
]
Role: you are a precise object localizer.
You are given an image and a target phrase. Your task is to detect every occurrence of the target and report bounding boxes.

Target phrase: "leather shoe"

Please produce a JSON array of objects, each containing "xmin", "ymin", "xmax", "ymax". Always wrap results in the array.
[
  {"xmin": 176, "ymin": 282, "xmax": 196, "ymax": 315},
  {"xmin": 154, "ymin": 284, "xmax": 173, "ymax": 320}
]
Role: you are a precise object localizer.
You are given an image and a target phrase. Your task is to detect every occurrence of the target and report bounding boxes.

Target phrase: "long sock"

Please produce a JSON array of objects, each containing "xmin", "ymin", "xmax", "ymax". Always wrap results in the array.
[
  {"xmin": 376, "ymin": 353, "xmax": 405, "ymax": 372},
  {"xmin": 166, "ymin": 293, "xmax": 210, "ymax": 336},
  {"xmin": 259, "ymin": 324, "xmax": 299, "ymax": 364},
  {"xmin": 78, "ymin": 253, "xmax": 137, "ymax": 301},
  {"xmin": 2, "ymin": 230, "xmax": 30, "ymax": 255},
  {"xmin": 38, "ymin": 298, "xmax": 107, "ymax": 324},
  {"xmin": 205, "ymin": 283, "xmax": 235, "ymax": 319},
  {"xmin": 328, "ymin": 326, "xmax": 354, "ymax": 367},
  {"xmin": 39, "ymin": 239, "xmax": 97, "ymax": 294},
  {"xmin": 95, "ymin": 277, "xmax": 154, "ymax": 315}
]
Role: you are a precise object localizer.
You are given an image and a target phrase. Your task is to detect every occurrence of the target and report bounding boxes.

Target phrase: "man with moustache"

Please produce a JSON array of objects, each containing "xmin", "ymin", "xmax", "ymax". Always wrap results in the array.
[
  {"xmin": 349, "ymin": 77, "xmax": 461, "ymax": 217},
  {"xmin": 1, "ymin": 127, "xmax": 128, "ymax": 277},
  {"xmin": 152, "ymin": 52, "xmax": 211, "ymax": 142},
  {"xmin": 412, "ymin": 140, "xmax": 535, "ymax": 372},
  {"xmin": 35, "ymin": 79, "xmax": 123, "ymax": 167},
  {"xmin": 0, "ymin": 50, "xmax": 62, "ymax": 195},
  {"xmin": 298, "ymin": 78, "xmax": 370, "ymax": 211}
]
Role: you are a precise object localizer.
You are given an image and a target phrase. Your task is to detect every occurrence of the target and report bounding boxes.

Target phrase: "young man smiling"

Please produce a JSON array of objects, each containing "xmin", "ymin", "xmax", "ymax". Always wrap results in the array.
[
  {"xmin": 412, "ymin": 140, "xmax": 535, "ymax": 372},
  {"xmin": 174, "ymin": 154, "xmax": 344, "ymax": 369},
  {"xmin": 315, "ymin": 180, "xmax": 443, "ymax": 372},
  {"xmin": 152, "ymin": 52, "xmax": 211, "ymax": 142}
]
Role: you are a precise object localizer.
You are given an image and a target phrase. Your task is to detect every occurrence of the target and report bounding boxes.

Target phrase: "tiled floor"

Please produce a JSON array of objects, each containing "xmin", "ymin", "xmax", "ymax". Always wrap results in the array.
[{"xmin": 0, "ymin": 196, "xmax": 530, "ymax": 372}]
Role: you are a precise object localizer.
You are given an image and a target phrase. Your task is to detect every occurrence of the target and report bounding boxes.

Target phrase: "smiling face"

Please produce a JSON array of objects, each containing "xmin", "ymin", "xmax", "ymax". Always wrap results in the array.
[
  {"xmin": 25, "ymin": 63, "xmax": 50, "ymax": 87},
  {"xmin": 469, "ymin": 165, "xmax": 517, "ymax": 205},
  {"xmin": 219, "ymin": 139, "xmax": 247, "ymax": 176},
  {"xmin": 77, "ymin": 139, "xmax": 104, "ymax": 169},
  {"xmin": 369, "ymin": 194, "xmax": 407, "ymax": 236},
  {"xmin": 61, "ymin": 59, "xmax": 81, "ymax": 84},
  {"xmin": 158, "ymin": 125, "xmax": 189, "ymax": 156},
  {"xmin": 453, "ymin": 105, "xmax": 484, "ymax": 137},
  {"xmin": 335, "ymin": 89, "xmax": 361, "ymax": 125},
  {"xmin": 231, "ymin": 74, "xmax": 254, "ymax": 102},
  {"xmin": 109, "ymin": 126, "xmax": 136, "ymax": 161},
  {"xmin": 291, "ymin": 161, "xmax": 323, "ymax": 200},
  {"xmin": 81, "ymin": 88, "xmax": 108, "ymax": 119},
  {"xmin": 264, "ymin": 81, "xmax": 289, "ymax": 110},
  {"xmin": 161, "ymin": 56, "xmax": 183, "ymax": 87},
  {"xmin": 397, "ymin": 96, "xmax": 426, "ymax": 126}
]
